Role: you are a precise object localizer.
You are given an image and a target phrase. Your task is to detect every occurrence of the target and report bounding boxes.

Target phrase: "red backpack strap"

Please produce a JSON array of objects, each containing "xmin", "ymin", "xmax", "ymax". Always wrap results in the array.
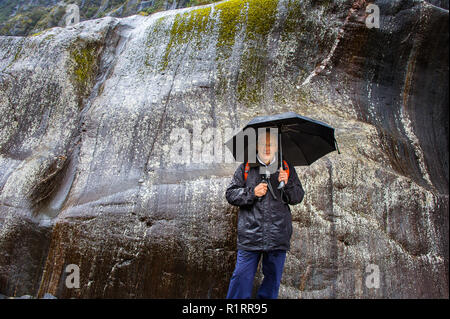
[
  {"xmin": 244, "ymin": 162, "xmax": 250, "ymax": 181},
  {"xmin": 282, "ymin": 160, "xmax": 290, "ymax": 179}
]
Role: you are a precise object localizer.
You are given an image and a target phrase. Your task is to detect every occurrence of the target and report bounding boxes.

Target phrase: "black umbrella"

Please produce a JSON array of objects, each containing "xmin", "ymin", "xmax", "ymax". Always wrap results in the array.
[{"xmin": 225, "ymin": 111, "xmax": 340, "ymax": 187}]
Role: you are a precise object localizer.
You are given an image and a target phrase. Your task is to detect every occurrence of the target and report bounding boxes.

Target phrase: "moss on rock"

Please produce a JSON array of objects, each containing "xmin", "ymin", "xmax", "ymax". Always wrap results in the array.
[
  {"xmin": 212, "ymin": 0, "xmax": 279, "ymax": 107},
  {"xmin": 214, "ymin": 0, "xmax": 246, "ymax": 57},
  {"xmin": 144, "ymin": 16, "xmax": 168, "ymax": 70},
  {"xmin": 4, "ymin": 40, "xmax": 25, "ymax": 69},
  {"xmin": 160, "ymin": 6, "xmax": 213, "ymax": 71},
  {"xmin": 69, "ymin": 39, "xmax": 103, "ymax": 109},
  {"xmin": 246, "ymin": 0, "xmax": 278, "ymax": 40},
  {"xmin": 236, "ymin": 0, "xmax": 279, "ymax": 108},
  {"xmin": 144, "ymin": 0, "xmax": 279, "ymax": 107}
]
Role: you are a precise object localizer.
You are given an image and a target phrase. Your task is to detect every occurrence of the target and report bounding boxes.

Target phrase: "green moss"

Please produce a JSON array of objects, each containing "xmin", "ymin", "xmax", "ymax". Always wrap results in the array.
[
  {"xmin": 246, "ymin": 0, "xmax": 278, "ymax": 40},
  {"xmin": 147, "ymin": 16, "xmax": 167, "ymax": 44},
  {"xmin": 214, "ymin": 0, "xmax": 278, "ymax": 51},
  {"xmin": 193, "ymin": 7, "xmax": 212, "ymax": 34},
  {"xmin": 69, "ymin": 40, "xmax": 102, "ymax": 107},
  {"xmin": 211, "ymin": 0, "xmax": 247, "ymax": 103},
  {"xmin": 13, "ymin": 45, "xmax": 23, "ymax": 63},
  {"xmin": 212, "ymin": 0, "xmax": 279, "ymax": 106},
  {"xmin": 296, "ymin": 87, "xmax": 310, "ymax": 104},
  {"xmin": 138, "ymin": 11, "xmax": 149, "ymax": 16},
  {"xmin": 283, "ymin": 0, "xmax": 303, "ymax": 31},
  {"xmin": 31, "ymin": 30, "xmax": 44, "ymax": 37},
  {"xmin": 214, "ymin": 0, "xmax": 246, "ymax": 56},
  {"xmin": 144, "ymin": 16, "xmax": 169, "ymax": 69},
  {"xmin": 29, "ymin": 27, "xmax": 53, "ymax": 38},
  {"xmin": 274, "ymin": 89, "xmax": 287, "ymax": 105},
  {"xmin": 143, "ymin": 0, "xmax": 279, "ymax": 107},
  {"xmin": 72, "ymin": 48, "xmax": 95, "ymax": 86},
  {"xmin": 4, "ymin": 42, "xmax": 24, "ymax": 69},
  {"xmin": 160, "ymin": 6, "xmax": 212, "ymax": 71},
  {"xmin": 236, "ymin": 0, "xmax": 279, "ymax": 107}
]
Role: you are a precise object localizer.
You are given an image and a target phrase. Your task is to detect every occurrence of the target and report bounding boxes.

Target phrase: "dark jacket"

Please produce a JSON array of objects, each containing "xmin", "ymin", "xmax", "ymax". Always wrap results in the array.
[{"xmin": 225, "ymin": 159, "xmax": 305, "ymax": 251}]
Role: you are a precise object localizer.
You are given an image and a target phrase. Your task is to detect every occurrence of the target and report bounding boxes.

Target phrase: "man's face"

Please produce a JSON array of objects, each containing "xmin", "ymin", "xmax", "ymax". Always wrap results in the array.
[{"xmin": 257, "ymin": 132, "xmax": 278, "ymax": 165}]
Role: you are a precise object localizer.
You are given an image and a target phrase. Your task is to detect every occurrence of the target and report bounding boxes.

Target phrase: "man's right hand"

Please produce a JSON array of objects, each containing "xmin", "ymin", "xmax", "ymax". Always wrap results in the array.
[{"xmin": 254, "ymin": 182, "xmax": 268, "ymax": 197}]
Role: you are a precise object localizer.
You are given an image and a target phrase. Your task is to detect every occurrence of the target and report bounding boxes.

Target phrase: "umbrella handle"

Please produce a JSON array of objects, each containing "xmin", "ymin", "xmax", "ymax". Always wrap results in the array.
[
  {"xmin": 277, "ymin": 126, "xmax": 285, "ymax": 189},
  {"xmin": 334, "ymin": 137, "xmax": 341, "ymax": 154}
]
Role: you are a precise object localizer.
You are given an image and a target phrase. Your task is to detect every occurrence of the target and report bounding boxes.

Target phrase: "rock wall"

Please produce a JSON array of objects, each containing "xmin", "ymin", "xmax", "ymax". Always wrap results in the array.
[
  {"xmin": 0, "ymin": 0, "xmax": 221, "ymax": 36},
  {"xmin": 0, "ymin": 0, "xmax": 448, "ymax": 298}
]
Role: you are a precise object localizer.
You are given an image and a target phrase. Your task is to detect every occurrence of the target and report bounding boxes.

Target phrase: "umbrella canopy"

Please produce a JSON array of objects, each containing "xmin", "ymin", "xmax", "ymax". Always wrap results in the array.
[{"xmin": 225, "ymin": 111, "xmax": 340, "ymax": 166}]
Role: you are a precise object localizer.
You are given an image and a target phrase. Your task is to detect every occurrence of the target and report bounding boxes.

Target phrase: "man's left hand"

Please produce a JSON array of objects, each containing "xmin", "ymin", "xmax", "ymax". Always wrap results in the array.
[{"xmin": 278, "ymin": 168, "xmax": 288, "ymax": 184}]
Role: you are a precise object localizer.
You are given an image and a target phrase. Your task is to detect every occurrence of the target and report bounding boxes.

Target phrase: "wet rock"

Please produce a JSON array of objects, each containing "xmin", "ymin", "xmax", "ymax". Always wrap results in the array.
[{"xmin": 0, "ymin": 0, "xmax": 448, "ymax": 298}]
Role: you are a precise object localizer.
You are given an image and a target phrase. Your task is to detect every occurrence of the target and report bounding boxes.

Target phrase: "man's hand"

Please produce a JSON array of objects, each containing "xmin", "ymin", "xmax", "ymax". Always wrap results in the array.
[
  {"xmin": 278, "ymin": 168, "xmax": 288, "ymax": 184},
  {"xmin": 254, "ymin": 182, "xmax": 268, "ymax": 197}
]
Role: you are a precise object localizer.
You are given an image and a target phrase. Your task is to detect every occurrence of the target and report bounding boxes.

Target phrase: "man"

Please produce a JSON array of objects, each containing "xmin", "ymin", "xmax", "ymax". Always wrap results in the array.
[{"xmin": 225, "ymin": 129, "xmax": 305, "ymax": 299}]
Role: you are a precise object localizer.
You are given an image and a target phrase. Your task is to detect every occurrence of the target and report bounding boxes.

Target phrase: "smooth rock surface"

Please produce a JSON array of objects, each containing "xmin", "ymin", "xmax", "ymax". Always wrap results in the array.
[{"xmin": 0, "ymin": 0, "xmax": 448, "ymax": 298}]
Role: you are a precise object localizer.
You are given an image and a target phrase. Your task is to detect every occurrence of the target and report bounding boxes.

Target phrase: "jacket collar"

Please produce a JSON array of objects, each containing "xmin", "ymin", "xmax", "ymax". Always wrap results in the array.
[{"xmin": 248, "ymin": 152, "xmax": 278, "ymax": 168}]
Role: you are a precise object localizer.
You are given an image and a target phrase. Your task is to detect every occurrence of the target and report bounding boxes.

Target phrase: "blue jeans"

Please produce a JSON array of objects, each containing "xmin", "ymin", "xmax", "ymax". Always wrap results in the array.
[{"xmin": 226, "ymin": 250, "xmax": 287, "ymax": 299}]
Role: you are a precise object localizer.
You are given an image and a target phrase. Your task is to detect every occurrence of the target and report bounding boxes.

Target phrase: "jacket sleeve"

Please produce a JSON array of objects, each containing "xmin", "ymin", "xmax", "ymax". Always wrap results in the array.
[
  {"xmin": 282, "ymin": 162, "xmax": 305, "ymax": 205},
  {"xmin": 225, "ymin": 163, "xmax": 257, "ymax": 207}
]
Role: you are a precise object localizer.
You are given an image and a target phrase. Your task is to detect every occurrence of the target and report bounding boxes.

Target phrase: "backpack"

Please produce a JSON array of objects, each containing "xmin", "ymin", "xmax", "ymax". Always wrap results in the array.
[{"xmin": 244, "ymin": 159, "xmax": 290, "ymax": 181}]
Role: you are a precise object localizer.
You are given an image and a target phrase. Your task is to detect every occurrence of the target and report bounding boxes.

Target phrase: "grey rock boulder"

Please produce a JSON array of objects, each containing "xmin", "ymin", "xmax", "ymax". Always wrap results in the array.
[{"xmin": 0, "ymin": 0, "xmax": 448, "ymax": 298}]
